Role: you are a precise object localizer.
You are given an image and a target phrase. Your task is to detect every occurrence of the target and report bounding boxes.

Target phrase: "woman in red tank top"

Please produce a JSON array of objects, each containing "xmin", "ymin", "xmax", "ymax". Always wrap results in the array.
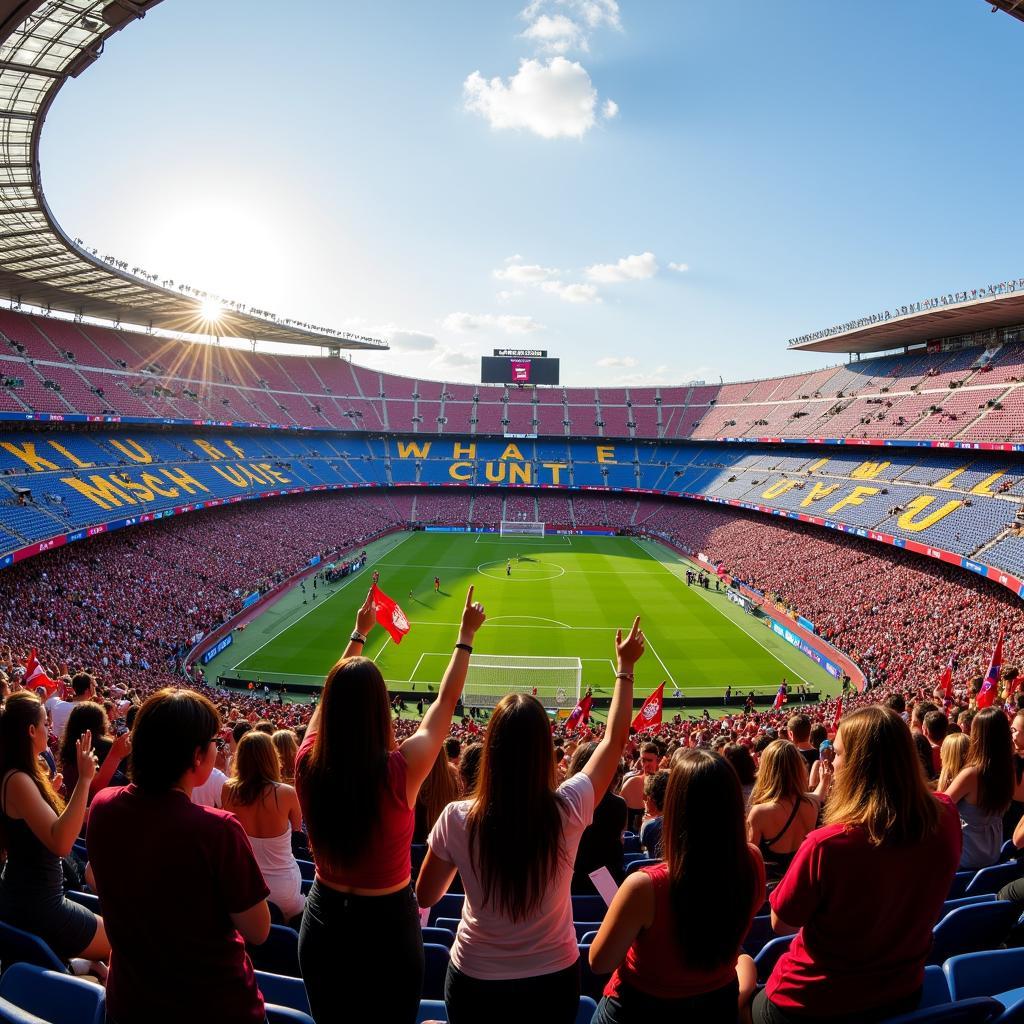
[{"xmin": 589, "ymin": 749, "xmax": 765, "ymax": 1023}]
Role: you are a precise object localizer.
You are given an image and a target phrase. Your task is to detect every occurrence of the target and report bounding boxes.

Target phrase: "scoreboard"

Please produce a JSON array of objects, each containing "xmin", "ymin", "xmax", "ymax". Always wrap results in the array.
[{"xmin": 481, "ymin": 349, "xmax": 560, "ymax": 386}]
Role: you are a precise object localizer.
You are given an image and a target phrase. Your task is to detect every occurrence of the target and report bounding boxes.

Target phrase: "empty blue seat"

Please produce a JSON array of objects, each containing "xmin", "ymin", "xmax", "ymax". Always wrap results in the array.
[
  {"xmin": 929, "ymin": 903, "xmax": 1021, "ymax": 965},
  {"xmin": 417, "ymin": 1000, "xmax": 447, "ymax": 1023},
  {"xmin": 944, "ymin": 949, "xmax": 1024, "ymax": 1002},
  {"xmin": 423, "ymin": 943, "xmax": 450, "ymax": 1000},
  {"xmin": 743, "ymin": 914, "xmax": 775, "ymax": 956},
  {"xmin": 755, "ymin": 935, "xmax": 794, "ymax": 984},
  {"xmin": 944, "ymin": 895, "xmax": 997, "ymax": 913},
  {"xmin": 265, "ymin": 1008, "xmax": 315, "ymax": 1024},
  {"xmin": 998, "ymin": 841, "xmax": 1019, "ymax": 864},
  {"xmin": 296, "ymin": 859, "xmax": 315, "ymax": 882},
  {"xmin": 574, "ymin": 922, "xmax": 602, "ymax": 942},
  {"xmin": 427, "ymin": 893, "xmax": 465, "ymax": 927},
  {"xmin": 965, "ymin": 863, "xmax": 1022, "ymax": 898},
  {"xmin": 247, "ymin": 925, "xmax": 301, "ymax": 978},
  {"xmin": 579, "ymin": 930, "xmax": 599, "ymax": 945},
  {"xmin": 622, "ymin": 834, "xmax": 641, "ymax": 855},
  {"xmin": 435, "ymin": 918, "xmax": 461, "ymax": 937},
  {"xmin": 422, "ymin": 927, "xmax": 455, "ymax": 950},
  {"xmin": 0, "ymin": 998, "xmax": 50, "ymax": 1024},
  {"xmin": 883, "ymin": 997, "xmax": 1001, "ymax": 1023},
  {"xmin": 577, "ymin": 944, "xmax": 611, "ymax": 1003},
  {"xmin": 571, "ymin": 896, "xmax": 607, "ymax": 922},
  {"xmin": 254, "ymin": 971, "xmax": 310, "ymax": 1016},
  {"xmin": 921, "ymin": 966, "xmax": 952, "ymax": 1009},
  {"xmin": 577, "ymin": 996, "xmax": 598, "ymax": 1024},
  {"xmin": 0, "ymin": 963, "xmax": 103, "ymax": 1024},
  {"xmin": 624, "ymin": 858, "xmax": 660, "ymax": 877},
  {"xmin": 949, "ymin": 872, "xmax": 976, "ymax": 900},
  {"xmin": 0, "ymin": 922, "xmax": 66, "ymax": 974}
]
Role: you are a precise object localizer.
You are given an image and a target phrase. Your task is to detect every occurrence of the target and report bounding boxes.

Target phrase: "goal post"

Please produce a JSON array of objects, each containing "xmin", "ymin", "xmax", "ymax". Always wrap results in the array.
[
  {"xmin": 500, "ymin": 520, "xmax": 546, "ymax": 537},
  {"xmin": 461, "ymin": 654, "xmax": 582, "ymax": 709}
]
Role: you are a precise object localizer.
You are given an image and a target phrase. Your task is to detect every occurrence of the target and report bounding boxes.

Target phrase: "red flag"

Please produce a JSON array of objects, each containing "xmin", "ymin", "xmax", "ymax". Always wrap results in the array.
[
  {"xmin": 976, "ymin": 631, "xmax": 1004, "ymax": 709},
  {"xmin": 23, "ymin": 649, "xmax": 59, "ymax": 700},
  {"xmin": 831, "ymin": 697, "xmax": 843, "ymax": 733},
  {"xmin": 564, "ymin": 694, "xmax": 593, "ymax": 734},
  {"xmin": 631, "ymin": 683, "xmax": 665, "ymax": 733},
  {"xmin": 772, "ymin": 684, "xmax": 788, "ymax": 711},
  {"xmin": 466, "ymin": 719, "xmax": 480, "ymax": 735},
  {"xmin": 938, "ymin": 659, "xmax": 954, "ymax": 703},
  {"xmin": 371, "ymin": 584, "xmax": 410, "ymax": 645}
]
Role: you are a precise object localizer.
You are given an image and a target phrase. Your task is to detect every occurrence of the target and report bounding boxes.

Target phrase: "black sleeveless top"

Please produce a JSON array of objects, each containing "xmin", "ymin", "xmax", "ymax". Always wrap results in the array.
[{"xmin": 758, "ymin": 797, "xmax": 807, "ymax": 881}]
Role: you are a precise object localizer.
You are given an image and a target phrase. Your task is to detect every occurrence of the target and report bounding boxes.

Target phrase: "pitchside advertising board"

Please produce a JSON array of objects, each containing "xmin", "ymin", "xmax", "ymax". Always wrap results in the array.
[{"xmin": 481, "ymin": 349, "xmax": 560, "ymax": 386}]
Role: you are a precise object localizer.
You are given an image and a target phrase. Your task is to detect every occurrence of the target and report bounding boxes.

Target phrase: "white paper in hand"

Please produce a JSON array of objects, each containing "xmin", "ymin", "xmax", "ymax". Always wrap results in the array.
[
  {"xmin": 419, "ymin": 905, "xmax": 431, "ymax": 927},
  {"xmin": 589, "ymin": 866, "xmax": 619, "ymax": 907}
]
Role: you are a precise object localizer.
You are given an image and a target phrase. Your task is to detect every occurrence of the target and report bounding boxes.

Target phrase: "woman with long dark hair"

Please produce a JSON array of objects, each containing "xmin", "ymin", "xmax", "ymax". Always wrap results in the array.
[
  {"xmin": 59, "ymin": 701, "xmax": 131, "ymax": 800},
  {"xmin": 416, "ymin": 618, "xmax": 645, "ymax": 1024},
  {"xmin": 942, "ymin": 706, "xmax": 1014, "ymax": 869},
  {"xmin": 754, "ymin": 706, "xmax": 962, "ymax": 1024},
  {"xmin": 296, "ymin": 585, "xmax": 486, "ymax": 1024},
  {"xmin": 0, "ymin": 691, "xmax": 109, "ymax": 963},
  {"xmin": 588, "ymin": 749, "xmax": 764, "ymax": 1023},
  {"xmin": 222, "ymin": 730, "xmax": 305, "ymax": 926}
]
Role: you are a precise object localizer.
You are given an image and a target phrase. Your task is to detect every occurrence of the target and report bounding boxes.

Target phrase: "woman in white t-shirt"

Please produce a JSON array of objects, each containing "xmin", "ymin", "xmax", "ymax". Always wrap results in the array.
[{"xmin": 416, "ymin": 618, "xmax": 645, "ymax": 1024}]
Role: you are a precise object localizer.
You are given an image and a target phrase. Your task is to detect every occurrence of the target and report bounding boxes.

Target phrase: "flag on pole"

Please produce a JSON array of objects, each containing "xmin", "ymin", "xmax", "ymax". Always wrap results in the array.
[
  {"xmin": 370, "ymin": 584, "xmax": 411, "ymax": 645},
  {"xmin": 23, "ymin": 649, "xmax": 59, "ymax": 700},
  {"xmin": 772, "ymin": 684, "xmax": 788, "ymax": 711},
  {"xmin": 938, "ymin": 658, "xmax": 955, "ymax": 704},
  {"xmin": 831, "ymin": 697, "xmax": 843, "ymax": 733},
  {"xmin": 976, "ymin": 631, "xmax": 1004, "ymax": 709},
  {"xmin": 631, "ymin": 682, "xmax": 665, "ymax": 733},
  {"xmin": 564, "ymin": 694, "xmax": 593, "ymax": 734}
]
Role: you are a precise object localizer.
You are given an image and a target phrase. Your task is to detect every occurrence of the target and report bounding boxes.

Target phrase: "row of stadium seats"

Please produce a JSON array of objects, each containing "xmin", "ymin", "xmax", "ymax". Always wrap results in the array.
[
  {"xmin": 4, "ymin": 309, "xmax": 1024, "ymax": 441},
  {"xmin": 2, "ymin": 429, "xmax": 1023, "ymax": 581}
]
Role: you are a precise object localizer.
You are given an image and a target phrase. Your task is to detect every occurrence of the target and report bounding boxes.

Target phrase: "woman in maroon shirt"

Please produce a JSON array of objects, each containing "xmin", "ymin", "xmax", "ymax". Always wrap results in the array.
[
  {"xmin": 295, "ymin": 585, "xmax": 486, "ymax": 1024},
  {"xmin": 753, "ymin": 705, "xmax": 962, "ymax": 1024},
  {"xmin": 589, "ymin": 748, "xmax": 764, "ymax": 1023}
]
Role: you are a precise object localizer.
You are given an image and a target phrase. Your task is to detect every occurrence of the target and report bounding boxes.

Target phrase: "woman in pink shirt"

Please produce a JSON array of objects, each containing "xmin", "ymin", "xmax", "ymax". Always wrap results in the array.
[{"xmin": 417, "ymin": 617, "xmax": 645, "ymax": 1024}]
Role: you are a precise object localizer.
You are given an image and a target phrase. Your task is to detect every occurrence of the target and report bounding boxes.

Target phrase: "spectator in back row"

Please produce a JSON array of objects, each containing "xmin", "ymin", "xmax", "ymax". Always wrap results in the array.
[
  {"xmin": 942, "ymin": 707, "xmax": 1014, "ymax": 870},
  {"xmin": 620, "ymin": 742, "xmax": 660, "ymax": 835},
  {"xmin": 746, "ymin": 740, "xmax": 823, "ymax": 882},
  {"xmin": 272, "ymin": 729, "xmax": 298, "ymax": 785},
  {"xmin": 786, "ymin": 714, "xmax": 817, "ymax": 768},
  {"xmin": 295, "ymin": 587, "xmax": 486, "ymax": 1024},
  {"xmin": 222, "ymin": 730, "xmax": 305, "ymax": 928},
  {"xmin": 417, "ymin": 617, "xmax": 645, "ymax": 1024},
  {"xmin": 640, "ymin": 770, "xmax": 669, "ymax": 857},
  {"xmin": 414, "ymin": 747, "xmax": 461, "ymax": 844},
  {"xmin": 569, "ymin": 742, "xmax": 627, "ymax": 894},
  {"xmin": 46, "ymin": 671, "xmax": 96, "ymax": 741},
  {"xmin": 937, "ymin": 732, "xmax": 970, "ymax": 794},
  {"xmin": 87, "ymin": 689, "xmax": 271, "ymax": 1024},
  {"xmin": 590, "ymin": 749, "xmax": 764, "ymax": 1023},
  {"xmin": 59, "ymin": 701, "xmax": 131, "ymax": 802}
]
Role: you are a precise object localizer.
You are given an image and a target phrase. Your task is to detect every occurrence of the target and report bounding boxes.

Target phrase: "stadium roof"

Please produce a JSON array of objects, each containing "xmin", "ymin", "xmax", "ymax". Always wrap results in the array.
[
  {"xmin": 985, "ymin": 0, "xmax": 1024, "ymax": 25},
  {"xmin": 787, "ymin": 285, "xmax": 1024, "ymax": 355},
  {"xmin": 0, "ymin": 0, "xmax": 386, "ymax": 350}
]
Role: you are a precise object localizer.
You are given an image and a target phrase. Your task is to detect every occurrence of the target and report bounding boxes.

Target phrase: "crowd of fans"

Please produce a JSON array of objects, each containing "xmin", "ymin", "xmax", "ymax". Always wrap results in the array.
[{"xmin": 1, "ymin": 492, "xmax": 1024, "ymax": 1021}]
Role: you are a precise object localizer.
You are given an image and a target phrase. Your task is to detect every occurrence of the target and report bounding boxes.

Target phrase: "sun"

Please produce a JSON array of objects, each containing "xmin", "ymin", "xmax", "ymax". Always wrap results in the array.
[{"xmin": 200, "ymin": 298, "xmax": 223, "ymax": 323}]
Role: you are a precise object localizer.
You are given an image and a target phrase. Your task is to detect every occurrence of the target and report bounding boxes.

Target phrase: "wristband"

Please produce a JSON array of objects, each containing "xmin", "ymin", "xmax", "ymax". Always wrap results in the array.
[
  {"xmin": 615, "ymin": 671, "xmax": 634, "ymax": 681},
  {"xmin": 350, "ymin": 631, "xmax": 367, "ymax": 644},
  {"xmin": 455, "ymin": 642, "xmax": 474, "ymax": 654}
]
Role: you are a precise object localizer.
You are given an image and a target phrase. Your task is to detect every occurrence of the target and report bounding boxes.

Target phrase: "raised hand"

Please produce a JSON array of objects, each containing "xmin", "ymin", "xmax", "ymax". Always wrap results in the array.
[
  {"xmin": 110, "ymin": 730, "xmax": 132, "ymax": 761},
  {"xmin": 77, "ymin": 728, "xmax": 99, "ymax": 784},
  {"xmin": 615, "ymin": 617, "xmax": 646, "ymax": 672},
  {"xmin": 354, "ymin": 587, "xmax": 376, "ymax": 637},
  {"xmin": 459, "ymin": 585, "xmax": 486, "ymax": 644}
]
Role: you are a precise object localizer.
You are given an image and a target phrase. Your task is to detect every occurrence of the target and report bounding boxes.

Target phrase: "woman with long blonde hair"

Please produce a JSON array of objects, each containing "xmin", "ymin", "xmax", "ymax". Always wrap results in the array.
[
  {"xmin": 753, "ymin": 705, "xmax": 962, "ymax": 1024},
  {"xmin": 272, "ymin": 729, "xmax": 299, "ymax": 784},
  {"xmin": 222, "ymin": 730, "xmax": 304, "ymax": 925},
  {"xmin": 746, "ymin": 740, "xmax": 823, "ymax": 882},
  {"xmin": 936, "ymin": 732, "xmax": 970, "ymax": 793}
]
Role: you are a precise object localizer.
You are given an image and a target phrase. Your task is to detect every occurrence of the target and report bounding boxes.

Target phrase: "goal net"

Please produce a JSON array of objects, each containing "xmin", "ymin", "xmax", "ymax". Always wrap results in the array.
[
  {"xmin": 461, "ymin": 654, "xmax": 582, "ymax": 709},
  {"xmin": 500, "ymin": 520, "xmax": 545, "ymax": 537}
]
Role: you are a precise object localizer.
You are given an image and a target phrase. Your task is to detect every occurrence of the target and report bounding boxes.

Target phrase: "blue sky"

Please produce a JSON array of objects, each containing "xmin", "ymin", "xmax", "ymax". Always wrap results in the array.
[{"xmin": 39, "ymin": 0, "xmax": 1024, "ymax": 386}]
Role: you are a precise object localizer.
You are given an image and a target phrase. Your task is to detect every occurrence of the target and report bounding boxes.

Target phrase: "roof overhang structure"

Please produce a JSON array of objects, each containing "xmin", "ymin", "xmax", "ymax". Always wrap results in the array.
[
  {"xmin": 788, "ymin": 288, "xmax": 1024, "ymax": 355},
  {"xmin": 984, "ymin": 0, "xmax": 1024, "ymax": 25},
  {"xmin": 0, "ymin": 0, "xmax": 386, "ymax": 350}
]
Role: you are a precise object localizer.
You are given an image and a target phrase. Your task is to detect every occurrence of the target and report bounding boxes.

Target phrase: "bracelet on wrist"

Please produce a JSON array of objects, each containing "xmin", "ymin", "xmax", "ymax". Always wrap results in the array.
[
  {"xmin": 455, "ymin": 642, "xmax": 473, "ymax": 654},
  {"xmin": 350, "ymin": 631, "xmax": 367, "ymax": 644},
  {"xmin": 615, "ymin": 671, "xmax": 634, "ymax": 681}
]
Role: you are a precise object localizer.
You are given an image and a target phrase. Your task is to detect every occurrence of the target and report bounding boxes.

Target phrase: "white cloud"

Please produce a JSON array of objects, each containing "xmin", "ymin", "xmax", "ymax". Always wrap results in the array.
[
  {"xmin": 463, "ymin": 57, "xmax": 600, "ymax": 140},
  {"xmin": 523, "ymin": 0, "xmax": 621, "ymax": 32},
  {"xmin": 585, "ymin": 251, "xmax": 659, "ymax": 283},
  {"xmin": 442, "ymin": 312, "xmax": 546, "ymax": 334},
  {"xmin": 541, "ymin": 280, "xmax": 600, "ymax": 303},
  {"xmin": 493, "ymin": 260, "xmax": 560, "ymax": 284},
  {"xmin": 385, "ymin": 329, "xmax": 438, "ymax": 352},
  {"xmin": 596, "ymin": 356, "xmax": 638, "ymax": 368},
  {"xmin": 431, "ymin": 348, "xmax": 477, "ymax": 371},
  {"xmin": 602, "ymin": 98, "xmax": 619, "ymax": 120},
  {"xmin": 521, "ymin": 14, "xmax": 586, "ymax": 54},
  {"xmin": 496, "ymin": 289, "xmax": 524, "ymax": 303},
  {"xmin": 668, "ymin": 261, "xmax": 689, "ymax": 273}
]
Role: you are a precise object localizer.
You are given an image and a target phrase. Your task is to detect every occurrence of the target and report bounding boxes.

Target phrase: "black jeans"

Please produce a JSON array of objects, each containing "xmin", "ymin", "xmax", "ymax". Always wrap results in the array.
[
  {"xmin": 593, "ymin": 978, "xmax": 739, "ymax": 1023},
  {"xmin": 298, "ymin": 880, "xmax": 424, "ymax": 1024},
  {"xmin": 752, "ymin": 987, "xmax": 921, "ymax": 1024},
  {"xmin": 445, "ymin": 960, "xmax": 580, "ymax": 1024}
]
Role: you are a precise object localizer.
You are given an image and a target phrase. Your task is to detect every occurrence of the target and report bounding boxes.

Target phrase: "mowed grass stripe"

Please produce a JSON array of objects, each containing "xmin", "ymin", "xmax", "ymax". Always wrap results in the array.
[{"xmin": 210, "ymin": 532, "xmax": 838, "ymax": 700}]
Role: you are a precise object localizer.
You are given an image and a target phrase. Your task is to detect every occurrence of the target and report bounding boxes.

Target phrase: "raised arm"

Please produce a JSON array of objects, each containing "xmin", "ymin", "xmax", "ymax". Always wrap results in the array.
[
  {"xmin": 401, "ymin": 585, "xmax": 486, "ymax": 802},
  {"xmin": 90, "ymin": 730, "xmax": 131, "ymax": 798},
  {"xmin": 8, "ymin": 729, "xmax": 97, "ymax": 858},
  {"xmin": 581, "ymin": 617, "xmax": 645, "ymax": 800},
  {"xmin": 308, "ymin": 588, "xmax": 379, "ymax": 734}
]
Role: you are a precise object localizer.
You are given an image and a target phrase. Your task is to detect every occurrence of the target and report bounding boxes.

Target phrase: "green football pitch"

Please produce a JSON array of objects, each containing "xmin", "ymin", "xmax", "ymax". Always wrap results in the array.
[{"xmin": 204, "ymin": 531, "xmax": 839, "ymax": 712}]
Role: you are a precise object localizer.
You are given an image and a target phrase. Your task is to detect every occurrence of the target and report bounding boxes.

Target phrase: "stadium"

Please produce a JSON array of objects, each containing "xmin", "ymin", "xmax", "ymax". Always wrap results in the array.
[{"xmin": 0, "ymin": 2, "xmax": 1023, "ymax": 1023}]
